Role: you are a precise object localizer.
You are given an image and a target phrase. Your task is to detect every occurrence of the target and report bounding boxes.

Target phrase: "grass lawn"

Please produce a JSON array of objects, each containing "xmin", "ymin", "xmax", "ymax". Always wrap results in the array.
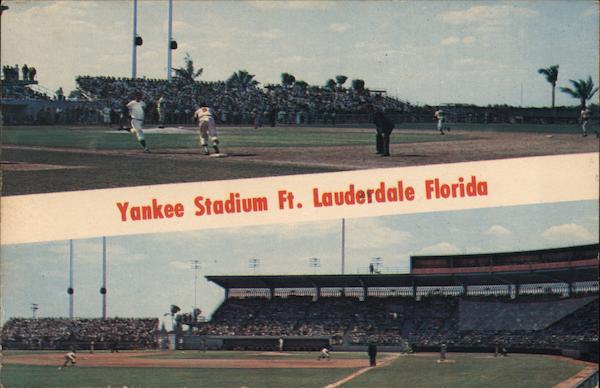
[
  {"xmin": 1, "ymin": 126, "xmax": 469, "ymax": 150},
  {"xmin": 1, "ymin": 353, "xmax": 585, "ymax": 388},
  {"xmin": 1, "ymin": 364, "xmax": 356, "ymax": 388},
  {"xmin": 344, "ymin": 353, "xmax": 584, "ymax": 388}
]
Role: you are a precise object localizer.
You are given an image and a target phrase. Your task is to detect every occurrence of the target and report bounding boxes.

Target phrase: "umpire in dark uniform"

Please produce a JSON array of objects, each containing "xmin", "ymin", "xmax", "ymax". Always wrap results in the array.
[
  {"xmin": 370, "ymin": 105, "xmax": 395, "ymax": 157},
  {"xmin": 368, "ymin": 342, "xmax": 377, "ymax": 366}
]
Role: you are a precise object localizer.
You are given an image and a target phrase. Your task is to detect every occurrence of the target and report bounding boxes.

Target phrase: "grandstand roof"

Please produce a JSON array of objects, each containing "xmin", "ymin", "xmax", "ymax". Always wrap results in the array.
[
  {"xmin": 206, "ymin": 264, "xmax": 597, "ymax": 290},
  {"xmin": 410, "ymin": 244, "xmax": 598, "ymax": 263}
]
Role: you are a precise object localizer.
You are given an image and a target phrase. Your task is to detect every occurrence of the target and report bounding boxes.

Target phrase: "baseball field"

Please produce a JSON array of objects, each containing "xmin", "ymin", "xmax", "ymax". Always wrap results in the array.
[
  {"xmin": 1, "ymin": 122, "xmax": 598, "ymax": 196},
  {"xmin": 1, "ymin": 350, "xmax": 596, "ymax": 387}
]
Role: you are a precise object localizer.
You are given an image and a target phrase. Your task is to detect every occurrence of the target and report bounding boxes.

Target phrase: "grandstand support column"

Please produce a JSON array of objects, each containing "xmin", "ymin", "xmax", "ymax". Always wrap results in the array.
[
  {"xmin": 131, "ymin": 0, "xmax": 138, "ymax": 78},
  {"xmin": 167, "ymin": 0, "xmax": 173, "ymax": 81}
]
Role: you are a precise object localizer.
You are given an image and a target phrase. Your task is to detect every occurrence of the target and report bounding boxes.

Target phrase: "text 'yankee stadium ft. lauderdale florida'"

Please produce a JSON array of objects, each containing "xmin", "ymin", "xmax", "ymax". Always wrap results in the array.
[{"xmin": 115, "ymin": 176, "xmax": 489, "ymax": 222}]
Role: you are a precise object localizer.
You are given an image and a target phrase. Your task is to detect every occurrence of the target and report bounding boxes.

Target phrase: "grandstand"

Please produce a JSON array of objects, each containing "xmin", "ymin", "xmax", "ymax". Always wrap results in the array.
[{"xmin": 184, "ymin": 244, "xmax": 599, "ymax": 362}]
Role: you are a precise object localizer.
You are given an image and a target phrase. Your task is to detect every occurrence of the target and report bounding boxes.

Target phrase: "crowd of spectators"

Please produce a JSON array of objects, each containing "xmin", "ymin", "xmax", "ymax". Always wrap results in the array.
[
  {"xmin": 2, "ymin": 63, "xmax": 37, "ymax": 82},
  {"xmin": 193, "ymin": 294, "xmax": 598, "ymax": 350},
  {"xmin": 1, "ymin": 317, "xmax": 158, "ymax": 350},
  {"xmin": 74, "ymin": 76, "xmax": 408, "ymax": 126}
]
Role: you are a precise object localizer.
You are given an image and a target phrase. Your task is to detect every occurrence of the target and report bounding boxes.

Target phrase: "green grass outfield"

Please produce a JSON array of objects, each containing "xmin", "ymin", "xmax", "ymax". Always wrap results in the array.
[
  {"xmin": 1, "ymin": 352, "xmax": 585, "ymax": 388},
  {"xmin": 3, "ymin": 121, "xmax": 594, "ymax": 150},
  {"xmin": 1, "ymin": 125, "xmax": 470, "ymax": 150}
]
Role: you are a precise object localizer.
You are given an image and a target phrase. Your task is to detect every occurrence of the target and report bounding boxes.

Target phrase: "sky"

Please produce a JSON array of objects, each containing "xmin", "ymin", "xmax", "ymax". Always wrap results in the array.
[
  {"xmin": 2, "ymin": 200, "xmax": 598, "ymax": 327},
  {"xmin": 1, "ymin": 0, "xmax": 598, "ymax": 107}
]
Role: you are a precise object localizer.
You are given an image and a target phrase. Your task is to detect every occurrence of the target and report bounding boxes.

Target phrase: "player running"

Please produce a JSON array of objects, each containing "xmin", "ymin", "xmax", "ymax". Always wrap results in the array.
[
  {"xmin": 434, "ymin": 108, "xmax": 450, "ymax": 135},
  {"xmin": 126, "ymin": 91, "xmax": 150, "ymax": 152},
  {"xmin": 194, "ymin": 102, "xmax": 220, "ymax": 155}
]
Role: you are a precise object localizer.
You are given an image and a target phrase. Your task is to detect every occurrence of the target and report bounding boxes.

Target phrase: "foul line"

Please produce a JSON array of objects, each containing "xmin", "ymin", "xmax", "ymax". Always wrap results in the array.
[{"xmin": 324, "ymin": 353, "xmax": 400, "ymax": 388}]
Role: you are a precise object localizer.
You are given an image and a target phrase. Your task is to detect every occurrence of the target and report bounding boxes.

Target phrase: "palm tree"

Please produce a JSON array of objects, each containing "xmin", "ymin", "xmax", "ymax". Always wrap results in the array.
[
  {"xmin": 227, "ymin": 70, "xmax": 259, "ymax": 88},
  {"xmin": 325, "ymin": 79, "xmax": 336, "ymax": 90},
  {"xmin": 173, "ymin": 53, "xmax": 203, "ymax": 83},
  {"xmin": 560, "ymin": 76, "xmax": 599, "ymax": 108},
  {"xmin": 335, "ymin": 75, "xmax": 348, "ymax": 88},
  {"xmin": 281, "ymin": 73, "xmax": 296, "ymax": 87},
  {"xmin": 352, "ymin": 79, "xmax": 365, "ymax": 92},
  {"xmin": 537, "ymin": 65, "xmax": 559, "ymax": 108}
]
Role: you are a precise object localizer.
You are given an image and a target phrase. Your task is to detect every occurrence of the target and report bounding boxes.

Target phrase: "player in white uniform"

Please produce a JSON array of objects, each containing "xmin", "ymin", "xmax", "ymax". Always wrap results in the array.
[
  {"xmin": 100, "ymin": 106, "xmax": 111, "ymax": 127},
  {"xmin": 157, "ymin": 96, "xmax": 167, "ymax": 128},
  {"xmin": 194, "ymin": 102, "xmax": 220, "ymax": 155},
  {"xmin": 126, "ymin": 92, "xmax": 150, "ymax": 152},
  {"xmin": 318, "ymin": 347, "xmax": 331, "ymax": 360},
  {"xmin": 434, "ymin": 108, "xmax": 450, "ymax": 135},
  {"xmin": 580, "ymin": 105, "xmax": 591, "ymax": 137},
  {"xmin": 59, "ymin": 350, "xmax": 76, "ymax": 369}
]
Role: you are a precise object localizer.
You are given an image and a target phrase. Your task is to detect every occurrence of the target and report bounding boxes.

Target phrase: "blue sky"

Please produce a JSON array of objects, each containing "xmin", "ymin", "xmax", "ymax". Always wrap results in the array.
[
  {"xmin": 2, "ymin": 200, "xmax": 598, "ymax": 326},
  {"xmin": 1, "ymin": 0, "xmax": 598, "ymax": 106}
]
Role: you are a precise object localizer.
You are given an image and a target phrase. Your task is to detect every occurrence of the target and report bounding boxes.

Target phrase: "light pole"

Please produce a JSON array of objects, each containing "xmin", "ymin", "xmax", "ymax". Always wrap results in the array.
[
  {"xmin": 101, "ymin": 236, "xmax": 107, "ymax": 319},
  {"xmin": 191, "ymin": 260, "xmax": 201, "ymax": 311},
  {"xmin": 31, "ymin": 303, "xmax": 39, "ymax": 318},
  {"xmin": 68, "ymin": 240, "xmax": 74, "ymax": 319}
]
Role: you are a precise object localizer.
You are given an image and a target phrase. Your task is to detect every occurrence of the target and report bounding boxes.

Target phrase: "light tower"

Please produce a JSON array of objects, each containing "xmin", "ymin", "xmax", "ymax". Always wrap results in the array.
[
  {"xmin": 68, "ymin": 240, "xmax": 74, "ymax": 319},
  {"xmin": 167, "ymin": 0, "xmax": 178, "ymax": 80},
  {"xmin": 191, "ymin": 260, "xmax": 201, "ymax": 311},
  {"xmin": 131, "ymin": 0, "xmax": 143, "ymax": 78},
  {"xmin": 100, "ymin": 237, "xmax": 107, "ymax": 319}
]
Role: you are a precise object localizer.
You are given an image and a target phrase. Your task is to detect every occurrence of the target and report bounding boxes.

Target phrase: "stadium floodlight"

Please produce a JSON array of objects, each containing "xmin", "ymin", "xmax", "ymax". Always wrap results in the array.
[
  {"xmin": 248, "ymin": 258, "xmax": 260, "ymax": 272},
  {"xmin": 31, "ymin": 303, "xmax": 39, "ymax": 319},
  {"xmin": 371, "ymin": 257, "xmax": 384, "ymax": 274},
  {"xmin": 309, "ymin": 257, "xmax": 321, "ymax": 274}
]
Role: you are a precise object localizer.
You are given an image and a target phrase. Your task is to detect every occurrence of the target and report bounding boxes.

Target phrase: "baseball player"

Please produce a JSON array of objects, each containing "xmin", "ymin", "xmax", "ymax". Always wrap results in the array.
[
  {"xmin": 579, "ymin": 105, "xmax": 591, "ymax": 137},
  {"xmin": 126, "ymin": 92, "xmax": 150, "ymax": 152},
  {"xmin": 434, "ymin": 108, "xmax": 450, "ymax": 135},
  {"xmin": 318, "ymin": 347, "xmax": 331, "ymax": 360},
  {"xmin": 59, "ymin": 350, "xmax": 77, "ymax": 369},
  {"xmin": 100, "ymin": 106, "xmax": 112, "ymax": 128},
  {"xmin": 157, "ymin": 96, "xmax": 167, "ymax": 128},
  {"xmin": 193, "ymin": 101, "xmax": 220, "ymax": 155}
]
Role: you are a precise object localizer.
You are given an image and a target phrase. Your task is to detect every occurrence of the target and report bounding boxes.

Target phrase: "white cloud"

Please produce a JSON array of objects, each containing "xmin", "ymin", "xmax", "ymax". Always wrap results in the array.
[
  {"xmin": 440, "ymin": 35, "xmax": 476, "ymax": 46},
  {"xmin": 440, "ymin": 5, "xmax": 538, "ymax": 25},
  {"xmin": 248, "ymin": 1, "xmax": 335, "ymax": 10},
  {"xmin": 251, "ymin": 29, "xmax": 284, "ymax": 40},
  {"xmin": 541, "ymin": 224, "xmax": 595, "ymax": 243},
  {"xmin": 441, "ymin": 36, "xmax": 461, "ymax": 46},
  {"xmin": 169, "ymin": 260, "xmax": 195, "ymax": 270},
  {"xmin": 417, "ymin": 242, "xmax": 461, "ymax": 255},
  {"xmin": 582, "ymin": 7, "xmax": 598, "ymax": 18},
  {"xmin": 483, "ymin": 225, "xmax": 512, "ymax": 238},
  {"xmin": 330, "ymin": 23, "xmax": 350, "ymax": 33}
]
